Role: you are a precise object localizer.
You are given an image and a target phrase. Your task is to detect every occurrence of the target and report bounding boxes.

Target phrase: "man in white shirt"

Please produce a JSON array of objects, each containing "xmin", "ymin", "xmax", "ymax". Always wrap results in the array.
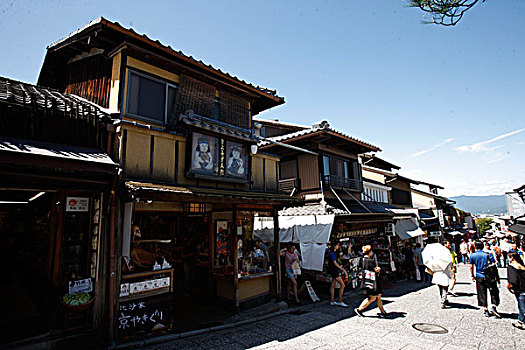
[
  {"xmin": 460, "ymin": 240, "xmax": 469, "ymax": 264},
  {"xmin": 500, "ymin": 238, "xmax": 511, "ymax": 268}
]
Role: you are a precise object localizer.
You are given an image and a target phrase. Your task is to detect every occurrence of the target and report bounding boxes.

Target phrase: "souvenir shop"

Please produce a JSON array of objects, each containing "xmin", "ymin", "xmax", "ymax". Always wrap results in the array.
[
  {"xmin": 116, "ymin": 183, "xmax": 294, "ymax": 341},
  {"xmin": 0, "ymin": 142, "xmax": 117, "ymax": 346}
]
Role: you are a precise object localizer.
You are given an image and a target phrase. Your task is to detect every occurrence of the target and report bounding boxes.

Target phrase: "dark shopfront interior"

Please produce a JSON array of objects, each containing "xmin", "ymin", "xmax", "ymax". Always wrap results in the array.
[
  {"xmin": 130, "ymin": 210, "xmax": 231, "ymax": 331},
  {"xmin": 0, "ymin": 189, "xmax": 105, "ymax": 346},
  {"xmin": 0, "ymin": 190, "xmax": 54, "ymax": 344}
]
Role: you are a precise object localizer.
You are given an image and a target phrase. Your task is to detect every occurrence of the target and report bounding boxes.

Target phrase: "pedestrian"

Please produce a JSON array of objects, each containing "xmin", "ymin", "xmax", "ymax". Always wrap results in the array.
[
  {"xmin": 327, "ymin": 242, "xmax": 349, "ymax": 307},
  {"xmin": 501, "ymin": 237, "xmax": 511, "ymax": 268},
  {"xmin": 280, "ymin": 244, "xmax": 303, "ymax": 305},
  {"xmin": 401, "ymin": 242, "xmax": 415, "ymax": 280},
  {"xmin": 414, "ymin": 243, "xmax": 429, "ymax": 283},
  {"xmin": 354, "ymin": 245, "xmax": 387, "ymax": 317},
  {"xmin": 509, "ymin": 242, "xmax": 524, "ymax": 258},
  {"xmin": 492, "ymin": 243, "xmax": 502, "ymax": 267},
  {"xmin": 444, "ymin": 240, "xmax": 457, "ymax": 295},
  {"xmin": 507, "ymin": 251, "xmax": 525, "ymax": 330},
  {"xmin": 468, "ymin": 239, "xmax": 476, "ymax": 259},
  {"xmin": 470, "ymin": 241, "xmax": 501, "ymax": 318},
  {"xmin": 460, "ymin": 239, "xmax": 469, "ymax": 264},
  {"xmin": 432, "ymin": 262, "xmax": 452, "ymax": 309}
]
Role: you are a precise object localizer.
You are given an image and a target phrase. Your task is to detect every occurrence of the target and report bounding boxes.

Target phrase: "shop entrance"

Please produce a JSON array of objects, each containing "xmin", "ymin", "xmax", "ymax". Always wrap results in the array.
[
  {"xmin": 131, "ymin": 210, "xmax": 230, "ymax": 331},
  {"xmin": 0, "ymin": 190, "xmax": 55, "ymax": 344}
]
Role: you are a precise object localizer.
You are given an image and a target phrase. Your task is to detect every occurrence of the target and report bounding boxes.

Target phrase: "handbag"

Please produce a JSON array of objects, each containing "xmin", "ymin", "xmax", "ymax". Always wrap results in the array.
[
  {"xmin": 483, "ymin": 252, "xmax": 499, "ymax": 285},
  {"xmin": 291, "ymin": 260, "xmax": 301, "ymax": 276},
  {"xmin": 359, "ymin": 257, "xmax": 377, "ymax": 291}
]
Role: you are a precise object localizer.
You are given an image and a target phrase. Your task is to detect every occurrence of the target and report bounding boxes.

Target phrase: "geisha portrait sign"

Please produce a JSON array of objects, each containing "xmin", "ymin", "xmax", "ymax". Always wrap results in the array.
[{"xmin": 190, "ymin": 132, "xmax": 218, "ymax": 175}]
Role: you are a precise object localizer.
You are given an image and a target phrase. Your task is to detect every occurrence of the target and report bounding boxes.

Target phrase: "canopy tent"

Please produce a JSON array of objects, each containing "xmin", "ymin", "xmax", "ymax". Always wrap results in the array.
[
  {"xmin": 254, "ymin": 214, "xmax": 335, "ymax": 271},
  {"xmin": 395, "ymin": 217, "xmax": 426, "ymax": 240}
]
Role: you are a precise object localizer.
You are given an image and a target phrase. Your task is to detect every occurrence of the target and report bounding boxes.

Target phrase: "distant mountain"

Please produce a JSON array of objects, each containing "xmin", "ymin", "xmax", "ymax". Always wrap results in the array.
[{"xmin": 450, "ymin": 195, "xmax": 506, "ymax": 215}]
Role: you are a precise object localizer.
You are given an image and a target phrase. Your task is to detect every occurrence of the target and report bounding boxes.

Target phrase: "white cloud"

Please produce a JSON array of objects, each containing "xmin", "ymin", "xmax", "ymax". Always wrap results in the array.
[
  {"xmin": 442, "ymin": 178, "xmax": 524, "ymax": 197},
  {"xmin": 409, "ymin": 138, "xmax": 454, "ymax": 157},
  {"xmin": 455, "ymin": 128, "xmax": 525, "ymax": 153}
]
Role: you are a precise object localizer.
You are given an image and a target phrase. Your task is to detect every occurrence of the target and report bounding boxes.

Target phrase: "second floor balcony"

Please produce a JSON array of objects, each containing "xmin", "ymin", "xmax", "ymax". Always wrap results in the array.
[{"xmin": 322, "ymin": 174, "xmax": 363, "ymax": 192}]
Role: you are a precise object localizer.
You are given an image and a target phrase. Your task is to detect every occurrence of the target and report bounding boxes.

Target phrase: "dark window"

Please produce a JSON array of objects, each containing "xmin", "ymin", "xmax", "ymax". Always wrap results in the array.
[
  {"xmin": 213, "ymin": 98, "xmax": 220, "ymax": 121},
  {"xmin": 391, "ymin": 188, "xmax": 412, "ymax": 206},
  {"xmin": 127, "ymin": 71, "xmax": 177, "ymax": 125}
]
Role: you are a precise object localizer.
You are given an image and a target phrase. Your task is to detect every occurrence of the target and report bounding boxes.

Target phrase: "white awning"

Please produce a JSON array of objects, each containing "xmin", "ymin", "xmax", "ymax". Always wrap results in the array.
[
  {"xmin": 255, "ymin": 214, "xmax": 334, "ymax": 271},
  {"xmin": 395, "ymin": 218, "xmax": 425, "ymax": 240}
]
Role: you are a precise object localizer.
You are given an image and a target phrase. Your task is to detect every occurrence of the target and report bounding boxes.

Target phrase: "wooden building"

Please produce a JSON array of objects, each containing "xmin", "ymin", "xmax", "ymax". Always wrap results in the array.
[
  {"xmin": 37, "ymin": 17, "xmax": 297, "ymax": 343},
  {"xmin": 256, "ymin": 119, "xmax": 396, "ymax": 282},
  {"xmin": 0, "ymin": 77, "xmax": 118, "ymax": 347}
]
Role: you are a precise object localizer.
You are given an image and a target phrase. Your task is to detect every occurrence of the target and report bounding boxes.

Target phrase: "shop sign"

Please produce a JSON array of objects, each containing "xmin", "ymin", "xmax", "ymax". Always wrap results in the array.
[
  {"xmin": 118, "ymin": 294, "xmax": 173, "ymax": 340},
  {"xmin": 336, "ymin": 228, "xmax": 377, "ymax": 238},
  {"xmin": 66, "ymin": 197, "xmax": 89, "ymax": 212},
  {"xmin": 438, "ymin": 209, "xmax": 445, "ymax": 227},
  {"xmin": 69, "ymin": 278, "xmax": 93, "ymax": 294},
  {"xmin": 429, "ymin": 231, "xmax": 442, "ymax": 237}
]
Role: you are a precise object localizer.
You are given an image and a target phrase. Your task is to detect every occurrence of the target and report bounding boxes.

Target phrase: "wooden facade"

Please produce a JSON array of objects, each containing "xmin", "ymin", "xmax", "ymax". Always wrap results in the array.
[{"xmin": 35, "ymin": 17, "xmax": 292, "ymax": 344}]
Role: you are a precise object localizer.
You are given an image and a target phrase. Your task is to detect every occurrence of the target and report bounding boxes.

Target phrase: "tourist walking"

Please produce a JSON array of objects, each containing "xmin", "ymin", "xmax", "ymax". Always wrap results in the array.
[
  {"xmin": 281, "ymin": 244, "xmax": 302, "ymax": 304},
  {"xmin": 444, "ymin": 240, "xmax": 457, "ymax": 295},
  {"xmin": 507, "ymin": 251, "xmax": 525, "ymax": 330},
  {"xmin": 460, "ymin": 239, "xmax": 469, "ymax": 264},
  {"xmin": 470, "ymin": 241, "xmax": 501, "ymax": 318},
  {"xmin": 432, "ymin": 263, "xmax": 452, "ymax": 309},
  {"xmin": 414, "ymin": 243, "xmax": 429, "ymax": 283},
  {"xmin": 327, "ymin": 242, "xmax": 348, "ymax": 307},
  {"xmin": 501, "ymin": 237, "xmax": 511, "ymax": 268},
  {"xmin": 401, "ymin": 242, "xmax": 415, "ymax": 280},
  {"xmin": 354, "ymin": 245, "xmax": 387, "ymax": 317}
]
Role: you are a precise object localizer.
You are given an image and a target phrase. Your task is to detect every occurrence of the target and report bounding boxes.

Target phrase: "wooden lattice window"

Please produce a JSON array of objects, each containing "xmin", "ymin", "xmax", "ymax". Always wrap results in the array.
[
  {"xmin": 219, "ymin": 90, "xmax": 250, "ymax": 129},
  {"xmin": 168, "ymin": 75, "xmax": 215, "ymax": 127}
]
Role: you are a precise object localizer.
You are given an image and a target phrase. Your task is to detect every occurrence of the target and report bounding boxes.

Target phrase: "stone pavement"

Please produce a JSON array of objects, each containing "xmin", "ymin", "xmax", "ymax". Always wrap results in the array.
[{"xmin": 144, "ymin": 264, "xmax": 524, "ymax": 350}]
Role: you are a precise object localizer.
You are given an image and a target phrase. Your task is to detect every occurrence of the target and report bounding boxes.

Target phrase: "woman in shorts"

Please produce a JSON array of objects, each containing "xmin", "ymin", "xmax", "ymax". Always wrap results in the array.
[
  {"xmin": 281, "ymin": 244, "xmax": 302, "ymax": 304},
  {"xmin": 328, "ymin": 242, "xmax": 348, "ymax": 307}
]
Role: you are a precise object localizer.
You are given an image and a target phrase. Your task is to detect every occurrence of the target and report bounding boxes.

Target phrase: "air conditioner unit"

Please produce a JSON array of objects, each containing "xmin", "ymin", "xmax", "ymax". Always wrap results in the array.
[{"xmin": 385, "ymin": 223, "xmax": 395, "ymax": 236}]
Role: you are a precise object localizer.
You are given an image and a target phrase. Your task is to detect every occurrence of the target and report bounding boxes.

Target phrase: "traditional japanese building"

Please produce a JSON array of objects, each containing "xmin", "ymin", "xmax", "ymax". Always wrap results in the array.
[
  {"xmin": 0, "ymin": 76, "xmax": 118, "ymax": 347},
  {"xmin": 37, "ymin": 17, "xmax": 297, "ymax": 343}
]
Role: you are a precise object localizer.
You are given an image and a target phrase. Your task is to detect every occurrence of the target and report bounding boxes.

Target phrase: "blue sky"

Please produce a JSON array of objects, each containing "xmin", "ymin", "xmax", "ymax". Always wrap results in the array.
[{"xmin": 1, "ymin": 0, "xmax": 524, "ymax": 197}]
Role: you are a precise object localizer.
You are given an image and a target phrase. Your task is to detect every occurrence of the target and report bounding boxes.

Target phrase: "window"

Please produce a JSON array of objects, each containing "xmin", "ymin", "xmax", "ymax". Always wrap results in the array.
[
  {"xmin": 126, "ymin": 71, "xmax": 177, "ymax": 125},
  {"xmin": 323, "ymin": 156, "xmax": 330, "ymax": 177},
  {"xmin": 213, "ymin": 98, "xmax": 220, "ymax": 121}
]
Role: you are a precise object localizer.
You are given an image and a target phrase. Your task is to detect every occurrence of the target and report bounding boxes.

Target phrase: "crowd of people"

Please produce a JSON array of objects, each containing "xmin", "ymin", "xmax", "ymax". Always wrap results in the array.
[{"xmin": 280, "ymin": 234, "xmax": 525, "ymax": 331}]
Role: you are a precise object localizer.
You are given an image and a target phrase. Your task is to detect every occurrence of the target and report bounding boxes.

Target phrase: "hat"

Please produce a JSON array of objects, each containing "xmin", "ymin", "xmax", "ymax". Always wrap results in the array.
[{"xmin": 362, "ymin": 245, "xmax": 372, "ymax": 254}]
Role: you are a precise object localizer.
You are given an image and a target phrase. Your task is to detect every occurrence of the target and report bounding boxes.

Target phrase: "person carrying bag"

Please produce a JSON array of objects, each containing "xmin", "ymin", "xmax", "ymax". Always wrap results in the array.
[{"xmin": 354, "ymin": 245, "xmax": 388, "ymax": 318}]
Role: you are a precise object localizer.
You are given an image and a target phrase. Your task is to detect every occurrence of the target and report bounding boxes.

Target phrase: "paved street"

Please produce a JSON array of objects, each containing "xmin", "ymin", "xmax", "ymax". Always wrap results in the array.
[{"xmin": 144, "ymin": 265, "xmax": 524, "ymax": 350}]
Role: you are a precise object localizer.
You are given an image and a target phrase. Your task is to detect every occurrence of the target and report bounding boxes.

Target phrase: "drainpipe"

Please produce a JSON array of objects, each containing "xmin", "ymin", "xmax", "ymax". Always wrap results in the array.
[{"xmin": 108, "ymin": 190, "xmax": 116, "ymax": 343}]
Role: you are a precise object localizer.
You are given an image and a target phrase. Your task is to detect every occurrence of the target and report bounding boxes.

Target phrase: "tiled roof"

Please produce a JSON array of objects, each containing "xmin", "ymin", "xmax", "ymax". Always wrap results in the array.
[
  {"xmin": 0, "ymin": 137, "xmax": 118, "ymax": 167},
  {"xmin": 253, "ymin": 118, "xmax": 310, "ymax": 130},
  {"xmin": 0, "ymin": 76, "xmax": 113, "ymax": 122},
  {"xmin": 259, "ymin": 120, "xmax": 380, "ymax": 151},
  {"xmin": 125, "ymin": 181, "xmax": 298, "ymax": 202},
  {"xmin": 48, "ymin": 17, "xmax": 283, "ymax": 103},
  {"xmin": 179, "ymin": 112, "xmax": 256, "ymax": 142},
  {"xmin": 279, "ymin": 202, "xmax": 347, "ymax": 216}
]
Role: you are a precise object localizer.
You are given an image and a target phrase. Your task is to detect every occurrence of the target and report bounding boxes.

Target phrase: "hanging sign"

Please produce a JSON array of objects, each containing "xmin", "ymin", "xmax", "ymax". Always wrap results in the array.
[
  {"xmin": 438, "ymin": 209, "xmax": 445, "ymax": 227},
  {"xmin": 66, "ymin": 197, "xmax": 90, "ymax": 212},
  {"xmin": 336, "ymin": 228, "xmax": 377, "ymax": 239}
]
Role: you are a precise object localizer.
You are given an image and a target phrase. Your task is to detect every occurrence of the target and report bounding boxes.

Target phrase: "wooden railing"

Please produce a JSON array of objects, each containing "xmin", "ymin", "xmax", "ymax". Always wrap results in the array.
[
  {"xmin": 322, "ymin": 175, "xmax": 362, "ymax": 191},
  {"xmin": 279, "ymin": 178, "xmax": 299, "ymax": 194}
]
